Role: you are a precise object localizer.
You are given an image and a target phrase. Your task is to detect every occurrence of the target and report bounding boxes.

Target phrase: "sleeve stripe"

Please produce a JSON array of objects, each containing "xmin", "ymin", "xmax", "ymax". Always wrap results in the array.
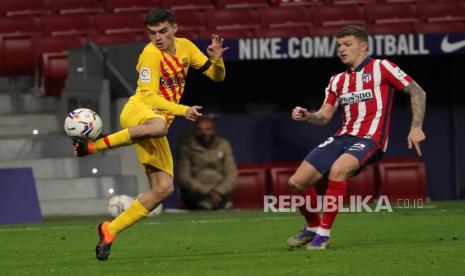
[
  {"xmin": 381, "ymin": 60, "xmax": 410, "ymax": 87},
  {"xmin": 198, "ymin": 59, "xmax": 212, "ymax": 72}
]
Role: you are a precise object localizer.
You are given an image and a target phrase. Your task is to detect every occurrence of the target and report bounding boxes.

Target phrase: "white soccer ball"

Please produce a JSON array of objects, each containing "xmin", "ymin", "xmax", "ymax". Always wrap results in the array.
[
  {"xmin": 107, "ymin": 195, "xmax": 134, "ymax": 218},
  {"xmin": 148, "ymin": 203, "xmax": 163, "ymax": 217},
  {"xmin": 64, "ymin": 108, "xmax": 102, "ymax": 141}
]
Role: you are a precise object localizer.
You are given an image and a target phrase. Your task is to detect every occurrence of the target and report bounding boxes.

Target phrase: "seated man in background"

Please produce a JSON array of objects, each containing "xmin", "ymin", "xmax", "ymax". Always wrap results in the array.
[{"xmin": 178, "ymin": 117, "xmax": 238, "ymax": 210}]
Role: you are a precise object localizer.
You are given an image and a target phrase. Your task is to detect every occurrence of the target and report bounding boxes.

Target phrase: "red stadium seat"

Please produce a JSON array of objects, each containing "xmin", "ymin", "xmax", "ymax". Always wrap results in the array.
[
  {"xmin": 345, "ymin": 165, "xmax": 376, "ymax": 203},
  {"xmin": 94, "ymin": 12, "xmax": 145, "ymax": 34},
  {"xmin": 254, "ymin": 26, "xmax": 309, "ymax": 38},
  {"xmin": 176, "ymin": 29, "xmax": 200, "ymax": 40},
  {"xmin": 219, "ymin": 0, "xmax": 270, "ymax": 9},
  {"xmin": 48, "ymin": 0, "xmax": 104, "ymax": 15},
  {"xmin": 414, "ymin": 21, "xmax": 465, "ymax": 34},
  {"xmin": 0, "ymin": 16, "xmax": 41, "ymax": 35},
  {"xmin": 87, "ymin": 33, "xmax": 141, "ymax": 45},
  {"xmin": 232, "ymin": 168, "xmax": 267, "ymax": 208},
  {"xmin": 366, "ymin": 23, "xmax": 415, "ymax": 35},
  {"xmin": 312, "ymin": 4, "xmax": 366, "ymax": 26},
  {"xmin": 271, "ymin": 0, "xmax": 323, "ymax": 7},
  {"xmin": 417, "ymin": 2, "xmax": 465, "ymax": 23},
  {"xmin": 0, "ymin": 0, "xmax": 47, "ymax": 16},
  {"xmin": 39, "ymin": 52, "xmax": 68, "ymax": 96},
  {"xmin": 174, "ymin": 10, "xmax": 207, "ymax": 31},
  {"xmin": 205, "ymin": 9, "xmax": 260, "ymax": 30},
  {"xmin": 331, "ymin": 0, "xmax": 376, "ymax": 4},
  {"xmin": 161, "ymin": 0, "xmax": 215, "ymax": 11},
  {"xmin": 258, "ymin": 6, "xmax": 313, "ymax": 28},
  {"xmin": 34, "ymin": 36, "xmax": 84, "ymax": 57},
  {"xmin": 40, "ymin": 14, "xmax": 96, "ymax": 37},
  {"xmin": 377, "ymin": 157, "xmax": 427, "ymax": 201},
  {"xmin": 200, "ymin": 29, "xmax": 254, "ymax": 39},
  {"xmin": 310, "ymin": 25, "xmax": 348, "ymax": 36},
  {"xmin": 0, "ymin": 34, "xmax": 39, "ymax": 76},
  {"xmin": 270, "ymin": 167, "xmax": 295, "ymax": 197},
  {"xmin": 104, "ymin": 0, "xmax": 161, "ymax": 13},
  {"xmin": 365, "ymin": 3, "xmax": 419, "ymax": 24}
]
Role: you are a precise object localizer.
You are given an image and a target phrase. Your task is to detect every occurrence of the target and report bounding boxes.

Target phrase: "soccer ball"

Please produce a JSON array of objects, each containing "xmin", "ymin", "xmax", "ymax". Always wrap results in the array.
[
  {"xmin": 148, "ymin": 203, "xmax": 163, "ymax": 217},
  {"xmin": 107, "ymin": 195, "xmax": 134, "ymax": 218},
  {"xmin": 64, "ymin": 108, "xmax": 102, "ymax": 141}
]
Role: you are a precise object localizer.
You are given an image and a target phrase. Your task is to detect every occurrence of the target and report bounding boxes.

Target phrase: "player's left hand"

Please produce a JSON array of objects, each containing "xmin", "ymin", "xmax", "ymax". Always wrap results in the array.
[
  {"xmin": 207, "ymin": 34, "xmax": 229, "ymax": 59},
  {"xmin": 407, "ymin": 127, "xmax": 426, "ymax": 156}
]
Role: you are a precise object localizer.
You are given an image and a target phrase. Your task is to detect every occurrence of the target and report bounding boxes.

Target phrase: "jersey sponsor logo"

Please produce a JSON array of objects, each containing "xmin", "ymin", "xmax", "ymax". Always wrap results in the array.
[
  {"xmin": 393, "ymin": 67, "xmax": 406, "ymax": 79},
  {"xmin": 440, "ymin": 35, "xmax": 465, "ymax": 53},
  {"xmin": 362, "ymin": 72, "xmax": 372, "ymax": 83},
  {"xmin": 140, "ymin": 67, "xmax": 151, "ymax": 83},
  {"xmin": 339, "ymin": 89, "xmax": 374, "ymax": 105},
  {"xmin": 160, "ymin": 73, "xmax": 186, "ymax": 88}
]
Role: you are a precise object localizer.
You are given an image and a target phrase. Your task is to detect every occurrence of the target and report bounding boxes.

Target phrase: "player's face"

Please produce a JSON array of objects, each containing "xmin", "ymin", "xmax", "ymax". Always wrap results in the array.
[
  {"xmin": 195, "ymin": 120, "xmax": 215, "ymax": 136},
  {"xmin": 146, "ymin": 21, "xmax": 177, "ymax": 51},
  {"xmin": 336, "ymin": 35, "xmax": 368, "ymax": 67}
]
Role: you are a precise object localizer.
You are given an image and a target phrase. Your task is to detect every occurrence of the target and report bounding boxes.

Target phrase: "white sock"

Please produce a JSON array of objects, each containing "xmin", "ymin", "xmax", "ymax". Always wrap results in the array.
[
  {"xmin": 306, "ymin": 226, "xmax": 319, "ymax": 233},
  {"xmin": 316, "ymin": 227, "xmax": 331, "ymax": 237}
]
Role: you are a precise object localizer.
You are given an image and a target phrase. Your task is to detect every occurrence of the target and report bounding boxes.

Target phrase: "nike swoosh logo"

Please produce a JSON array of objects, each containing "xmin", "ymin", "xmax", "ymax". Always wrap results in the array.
[{"xmin": 441, "ymin": 35, "xmax": 465, "ymax": 53}]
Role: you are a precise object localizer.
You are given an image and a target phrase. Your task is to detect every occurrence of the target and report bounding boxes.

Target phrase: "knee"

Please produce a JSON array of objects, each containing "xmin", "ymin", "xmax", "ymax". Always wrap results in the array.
[
  {"xmin": 328, "ymin": 163, "xmax": 350, "ymax": 181},
  {"xmin": 152, "ymin": 181, "xmax": 174, "ymax": 199},
  {"xmin": 144, "ymin": 120, "xmax": 168, "ymax": 138},
  {"xmin": 288, "ymin": 176, "xmax": 305, "ymax": 193}
]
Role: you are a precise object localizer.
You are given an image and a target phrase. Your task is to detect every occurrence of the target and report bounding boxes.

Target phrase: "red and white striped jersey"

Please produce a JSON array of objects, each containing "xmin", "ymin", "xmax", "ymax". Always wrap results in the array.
[{"xmin": 324, "ymin": 57, "xmax": 413, "ymax": 151}]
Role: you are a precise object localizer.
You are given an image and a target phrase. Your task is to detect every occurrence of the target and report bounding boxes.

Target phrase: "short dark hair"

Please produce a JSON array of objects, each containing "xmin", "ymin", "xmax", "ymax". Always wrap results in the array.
[
  {"xmin": 335, "ymin": 25, "xmax": 368, "ymax": 42},
  {"xmin": 144, "ymin": 8, "xmax": 175, "ymax": 26}
]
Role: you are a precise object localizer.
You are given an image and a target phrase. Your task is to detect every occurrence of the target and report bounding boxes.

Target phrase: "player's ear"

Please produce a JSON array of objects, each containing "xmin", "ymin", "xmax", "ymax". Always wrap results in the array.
[
  {"xmin": 361, "ymin": 41, "xmax": 368, "ymax": 53},
  {"xmin": 172, "ymin": 23, "xmax": 178, "ymax": 33}
]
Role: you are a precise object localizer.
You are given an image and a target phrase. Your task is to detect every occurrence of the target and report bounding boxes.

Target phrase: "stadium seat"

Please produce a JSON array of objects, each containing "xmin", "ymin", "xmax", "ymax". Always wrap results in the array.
[
  {"xmin": 205, "ymin": 9, "xmax": 260, "ymax": 30},
  {"xmin": 376, "ymin": 157, "xmax": 427, "ymax": 201},
  {"xmin": 174, "ymin": 10, "xmax": 207, "ymax": 31},
  {"xmin": 219, "ymin": 0, "xmax": 270, "ymax": 9},
  {"xmin": 232, "ymin": 168, "xmax": 267, "ymax": 208},
  {"xmin": 34, "ymin": 36, "xmax": 84, "ymax": 57},
  {"xmin": 94, "ymin": 12, "xmax": 145, "ymax": 34},
  {"xmin": 364, "ymin": 3, "xmax": 419, "ymax": 24},
  {"xmin": 0, "ymin": 34, "xmax": 39, "ymax": 76},
  {"xmin": 263, "ymin": 161, "xmax": 300, "ymax": 196},
  {"xmin": 86, "ymin": 33, "xmax": 141, "ymax": 45},
  {"xmin": 200, "ymin": 29, "xmax": 254, "ymax": 39},
  {"xmin": 161, "ymin": 0, "xmax": 215, "ymax": 11},
  {"xmin": 0, "ymin": 0, "xmax": 47, "ymax": 16},
  {"xmin": 40, "ymin": 14, "xmax": 96, "ymax": 37},
  {"xmin": 310, "ymin": 25, "xmax": 348, "ymax": 36},
  {"xmin": 312, "ymin": 4, "xmax": 366, "ymax": 26},
  {"xmin": 330, "ymin": 0, "xmax": 376, "ymax": 4},
  {"xmin": 39, "ymin": 52, "xmax": 68, "ymax": 96},
  {"xmin": 258, "ymin": 6, "xmax": 313, "ymax": 28},
  {"xmin": 417, "ymin": 2, "xmax": 465, "ymax": 23},
  {"xmin": 414, "ymin": 21, "xmax": 465, "ymax": 34},
  {"xmin": 176, "ymin": 29, "xmax": 200, "ymax": 40},
  {"xmin": 0, "ymin": 16, "xmax": 42, "ymax": 35},
  {"xmin": 271, "ymin": 0, "xmax": 323, "ymax": 7},
  {"xmin": 104, "ymin": 0, "xmax": 161, "ymax": 13},
  {"xmin": 345, "ymin": 165, "xmax": 376, "ymax": 203},
  {"xmin": 254, "ymin": 26, "xmax": 309, "ymax": 38},
  {"xmin": 366, "ymin": 23, "xmax": 415, "ymax": 35},
  {"xmin": 48, "ymin": 0, "xmax": 104, "ymax": 14}
]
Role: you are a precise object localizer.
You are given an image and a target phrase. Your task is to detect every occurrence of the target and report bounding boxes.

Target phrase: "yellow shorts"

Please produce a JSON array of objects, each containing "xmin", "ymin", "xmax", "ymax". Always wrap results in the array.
[{"xmin": 119, "ymin": 96, "xmax": 174, "ymax": 176}]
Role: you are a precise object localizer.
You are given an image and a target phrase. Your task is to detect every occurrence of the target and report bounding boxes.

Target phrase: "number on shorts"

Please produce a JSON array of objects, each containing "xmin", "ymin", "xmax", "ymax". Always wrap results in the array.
[{"xmin": 318, "ymin": 137, "xmax": 334, "ymax": 148}]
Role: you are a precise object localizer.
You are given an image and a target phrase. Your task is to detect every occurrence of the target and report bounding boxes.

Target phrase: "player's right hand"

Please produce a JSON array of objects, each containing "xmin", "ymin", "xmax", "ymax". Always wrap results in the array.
[
  {"xmin": 185, "ymin": 105, "xmax": 203, "ymax": 121},
  {"xmin": 292, "ymin": 106, "xmax": 309, "ymax": 121}
]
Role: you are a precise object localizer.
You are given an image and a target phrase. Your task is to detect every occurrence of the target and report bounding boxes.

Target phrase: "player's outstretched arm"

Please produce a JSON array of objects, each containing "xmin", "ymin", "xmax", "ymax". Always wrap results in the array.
[
  {"xmin": 403, "ymin": 81, "xmax": 427, "ymax": 156},
  {"xmin": 292, "ymin": 103, "xmax": 337, "ymax": 126},
  {"xmin": 203, "ymin": 34, "xmax": 228, "ymax": 82}
]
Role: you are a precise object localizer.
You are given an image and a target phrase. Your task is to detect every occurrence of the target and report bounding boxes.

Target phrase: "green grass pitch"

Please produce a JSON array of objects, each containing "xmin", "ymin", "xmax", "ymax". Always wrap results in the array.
[{"xmin": 1, "ymin": 201, "xmax": 464, "ymax": 275}]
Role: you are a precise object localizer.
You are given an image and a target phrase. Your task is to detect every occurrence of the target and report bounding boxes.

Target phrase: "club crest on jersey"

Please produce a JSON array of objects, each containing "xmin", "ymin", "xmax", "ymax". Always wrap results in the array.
[
  {"xmin": 339, "ymin": 89, "xmax": 374, "ymax": 105},
  {"xmin": 182, "ymin": 57, "xmax": 188, "ymax": 68},
  {"xmin": 362, "ymin": 72, "xmax": 372, "ymax": 83},
  {"xmin": 140, "ymin": 67, "xmax": 151, "ymax": 83}
]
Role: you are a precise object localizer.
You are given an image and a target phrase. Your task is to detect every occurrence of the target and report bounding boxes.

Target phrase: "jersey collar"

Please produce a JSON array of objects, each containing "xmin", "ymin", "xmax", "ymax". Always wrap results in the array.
[{"xmin": 346, "ymin": 56, "xmax": 372, "ymax": 73}]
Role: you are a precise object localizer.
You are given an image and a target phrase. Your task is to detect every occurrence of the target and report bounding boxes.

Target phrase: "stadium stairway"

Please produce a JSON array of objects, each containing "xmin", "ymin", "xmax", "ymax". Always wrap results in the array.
[{"xmin": 0, "ymin": 87, "xmax": 138, "ymax": 216}]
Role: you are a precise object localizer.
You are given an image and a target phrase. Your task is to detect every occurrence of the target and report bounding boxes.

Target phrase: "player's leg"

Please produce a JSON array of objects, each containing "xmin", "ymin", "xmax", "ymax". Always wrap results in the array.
[
  {"xmin": 286, "ymin": 136, "xmax": 345, "ymax": 247},
  {"xmin": 75, "ymin": 100, "xmax": 168, "ymax": 156},
  {"xmin": 309, "ymin": 137, "xmax": 381, "ymax": 250}
]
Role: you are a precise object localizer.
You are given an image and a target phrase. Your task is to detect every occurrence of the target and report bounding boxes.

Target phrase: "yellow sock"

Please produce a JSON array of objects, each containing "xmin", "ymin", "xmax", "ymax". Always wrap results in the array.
[
  {"xmin": 94, "ymin": 128, "xmax": 132, "ymax": 152},
  {"xmin": 108, "ymin": 199, "xmax": 149, "ymax": 236}
]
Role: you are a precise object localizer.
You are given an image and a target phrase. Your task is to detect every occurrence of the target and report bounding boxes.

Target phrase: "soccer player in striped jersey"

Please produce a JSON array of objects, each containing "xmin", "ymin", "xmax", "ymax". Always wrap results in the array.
[
  {"xmin": 73, "ymin": 8, "xmax": 228, "ymax": 260},
  {"xmin": 286, "ymin": 25, "xmax": 426, "ymax": 250}
]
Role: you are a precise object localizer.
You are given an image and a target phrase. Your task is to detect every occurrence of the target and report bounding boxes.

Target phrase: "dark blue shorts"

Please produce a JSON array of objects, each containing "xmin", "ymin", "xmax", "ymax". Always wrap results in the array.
[{"xmin": 304, "ymin": 134, "xmax": 383, "ymax": 177}]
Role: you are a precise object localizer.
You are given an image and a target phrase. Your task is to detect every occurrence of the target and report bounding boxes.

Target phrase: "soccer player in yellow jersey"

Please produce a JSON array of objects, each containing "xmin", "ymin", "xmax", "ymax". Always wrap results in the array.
[{"xmin": 73, "ymin": 8, "xmax": 228, "ymax": 261}]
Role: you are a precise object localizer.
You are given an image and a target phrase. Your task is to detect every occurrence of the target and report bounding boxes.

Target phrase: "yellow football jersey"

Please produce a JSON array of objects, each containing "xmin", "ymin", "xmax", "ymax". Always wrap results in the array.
[{"xmin": 132, "ymin": 37, "xmax": 211, "ymax": 125}]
